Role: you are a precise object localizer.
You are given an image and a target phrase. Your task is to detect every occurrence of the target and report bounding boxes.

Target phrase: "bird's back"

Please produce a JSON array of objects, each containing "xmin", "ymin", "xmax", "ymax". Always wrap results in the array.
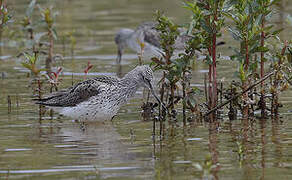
[
  {"xmin": 135, "ymin": 22, "xmax": 161, "ymax": 48},
  {"xmin": 36, "ymin": 76, "xmax": 119, "ymax": 107}
]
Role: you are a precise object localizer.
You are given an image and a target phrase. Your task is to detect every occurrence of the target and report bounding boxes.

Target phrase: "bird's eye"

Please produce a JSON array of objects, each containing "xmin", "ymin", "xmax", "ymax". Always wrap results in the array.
[{"xmin": 142, "ymin": 76, "xmax": 149, "ymax": 83}]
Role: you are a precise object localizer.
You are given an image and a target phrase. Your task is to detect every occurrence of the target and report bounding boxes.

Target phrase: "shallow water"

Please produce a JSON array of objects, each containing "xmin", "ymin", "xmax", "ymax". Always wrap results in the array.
[{"xmin": 0, "ymin": 0, "xmax": 292, "ymax": 179}]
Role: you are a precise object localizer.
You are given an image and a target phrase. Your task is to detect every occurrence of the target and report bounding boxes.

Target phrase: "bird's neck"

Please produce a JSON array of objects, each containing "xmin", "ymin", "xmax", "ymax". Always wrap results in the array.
[
  {"xmin": 126, "ymin": 32, "xmax": 143, "ymax": 53},
  {"xmin": 119, "ymin": 75, "xmax": 142, "ymax": 98}
]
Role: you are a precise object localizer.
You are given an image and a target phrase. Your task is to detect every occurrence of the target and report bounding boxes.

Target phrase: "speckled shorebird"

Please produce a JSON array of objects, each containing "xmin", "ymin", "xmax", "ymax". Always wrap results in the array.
[
  {"xmin": 114, "ymin": 21, "xmax": 189, "ymax": 63},
  {"xmin": 36, "ymin": 65, "xmax": 164, "ymax": 121}
]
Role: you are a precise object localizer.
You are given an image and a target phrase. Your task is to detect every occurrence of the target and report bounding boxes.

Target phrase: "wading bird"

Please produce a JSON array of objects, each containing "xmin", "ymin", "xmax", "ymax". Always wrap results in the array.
[
  {"xmin": 114, "ymin": 22, "xmax": 189, "ymax": 63},
  {"xmin": 114, "ymin": 21, "xmax": 226, "ymax": 63},
  {"xmin": 35, "ymin": 65, "xmax": 164, "ymax": 121}
]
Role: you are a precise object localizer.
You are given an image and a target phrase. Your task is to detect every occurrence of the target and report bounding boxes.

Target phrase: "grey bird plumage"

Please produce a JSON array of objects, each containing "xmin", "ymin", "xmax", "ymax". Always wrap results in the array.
[
  {"xmin": 114, "ymin": 21, "xmax": 190, "ymax": 63},
  {"xmin": 36, "ymin": 65, "xmax": 162, "ymax": 121},
  {"xmin": 114, "ymin": 21, "xmax": 226, "ymax": 63}
]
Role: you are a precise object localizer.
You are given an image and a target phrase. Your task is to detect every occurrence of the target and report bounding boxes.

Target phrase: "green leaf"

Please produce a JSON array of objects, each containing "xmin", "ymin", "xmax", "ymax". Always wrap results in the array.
[
  {"xmin": 270, "ymin": 0, "xmax": 282, "ymax": 6},
  {"xmin": 228, "ymin": 27, "xmax": 242, "ymax": 41},
  {"xmin": 52, "ymin": 28, "xmax": 58, "ymax": 40},
  {"xmin": 26, "ymin": 0, "xmax": 36, "ymax": 17},
  {"xmin": 287, "ymin": 14, "xmax": 292, "ymax": 26},
  {"xmin": 200, "ymin": 19, "xmax": 213, "ymax": 34},
  {"xmin": 272, "ymin": 28, "xmax": 284, "ymax": 36},
  {"xmin": 21, "ymin": 62, "xmax": 32, "ymax": 71},
  {"xmin": 252, "ymin": 46, "xmax": 269, "ymax": 53},
  {"xmin": 34, "ymin": 32, "xmax": 47, "ymax": 44}
]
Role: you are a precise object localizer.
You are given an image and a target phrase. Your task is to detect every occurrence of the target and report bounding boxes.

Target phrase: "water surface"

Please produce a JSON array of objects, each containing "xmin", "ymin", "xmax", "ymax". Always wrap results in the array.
[{"xmin": 0, "ymin": 0, "xmax": 292, "ymax": 179}]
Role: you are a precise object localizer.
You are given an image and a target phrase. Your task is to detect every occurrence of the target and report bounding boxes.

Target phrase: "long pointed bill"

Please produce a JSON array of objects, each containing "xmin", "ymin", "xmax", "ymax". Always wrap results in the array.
[{"xmin": 148, "ymin": 82, "xmax": 168, "ymax": 113}]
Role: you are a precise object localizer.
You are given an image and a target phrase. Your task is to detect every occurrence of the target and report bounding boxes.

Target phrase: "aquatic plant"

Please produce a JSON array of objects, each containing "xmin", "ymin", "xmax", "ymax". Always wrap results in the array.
[
  {"xmin": 224, "ymin": 0, "xmax": 260, "ymax": 118},
  {"xmin": 153, "ymin": 11, "xmax": 180, "ymax": 119},
  {"xmin": 256, "ymin": 0, "xmax": 277, "ymax": 117},
  {"xmin": 38, "ymin": 5, "xmax": 58, "ymax": 74},
  {"xmin": 83, "ymin": 61, "xmax": 93, "ymax": 79},
  {"xmin": 192, "ymin": 154, "xmax": 218, "ymax": 180},
  {"xmin": 20, "ymin": 0, "xmax": 37, "ymax": 51},
  {"xmin": 0, "ymin": 0, "xmax": 12, "ymax": 29},
  {"xmin": 0, "ymin": 0, "xmax": 12, "ymax": 55},
  {"xmin": 20, "ymin": 52, "xmax": 45, "ymax": 77},
  {"xmin": 224, "ymin": 0, "xmax": 289, "ymax": 118},
  {"xmin": 150, "ymin": 0, "xmax": 292, "ymax": 123},
  {"xmin": 47, "ymin": 67, "xmax": 62, "ymax": 91},
  {"xmin": 184, "ymin": 0, "xmax": 227, "ymax": 121},
  {"xmin": 60, "ymin": 30, "xmax": 76, "ymax": 57}
]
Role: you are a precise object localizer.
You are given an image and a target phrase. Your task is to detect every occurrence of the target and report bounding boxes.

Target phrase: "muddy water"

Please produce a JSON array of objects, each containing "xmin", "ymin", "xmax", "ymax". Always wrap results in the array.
[{"xmin": 0, "ymin": 0, "xmax": 292, "ymax": 179}]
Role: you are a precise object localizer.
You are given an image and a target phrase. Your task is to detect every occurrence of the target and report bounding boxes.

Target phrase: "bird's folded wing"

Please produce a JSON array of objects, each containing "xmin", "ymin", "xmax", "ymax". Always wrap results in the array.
[{"xmin": 36, "ymin": 76, "xmax": 118, "ymax": 107}]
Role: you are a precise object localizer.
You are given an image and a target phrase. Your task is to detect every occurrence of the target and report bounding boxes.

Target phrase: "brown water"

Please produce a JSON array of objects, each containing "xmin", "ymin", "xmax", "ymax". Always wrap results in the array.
[{"xmin": 0, "ymin": 0, "xmax": 292, "ymax": 179}]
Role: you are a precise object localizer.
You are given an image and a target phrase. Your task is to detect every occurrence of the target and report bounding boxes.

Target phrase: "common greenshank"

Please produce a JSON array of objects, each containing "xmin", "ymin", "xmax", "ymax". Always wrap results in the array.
[
  {"xmin": 114, "ymin": 22, "xmax": 189, "ymax": 63},
  {"xmin": 36, "ymin": 65, "xmax": 164, "ymax": 121}
]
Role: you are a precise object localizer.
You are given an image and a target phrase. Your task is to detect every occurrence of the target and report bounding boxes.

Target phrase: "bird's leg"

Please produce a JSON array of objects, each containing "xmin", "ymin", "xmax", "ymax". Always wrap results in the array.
[{"xmin": 116, "ymin": 47, "xmax": 123, "ymax": 64}]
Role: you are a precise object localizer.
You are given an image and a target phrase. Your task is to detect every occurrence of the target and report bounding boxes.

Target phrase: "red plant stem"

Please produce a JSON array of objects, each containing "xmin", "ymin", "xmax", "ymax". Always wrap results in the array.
[
  {"xmin": 260, "ymin": 16, "xmax": 266, "ymax": 117},
  {"xmin": 212, "ymin": 31, "xmax": 217, "ymax": 108},
  {"xmin": 260, "ymin": 19, "xmax": 265, "ymax": 87},
  {"xmin": 281, "ymin": 41, "xmax": 287, "ymax": 56},
  {"xmin": 242, "ymin": 37, "xmax": 249, "ymax": 119},
  {"xmin": 208, "ymin": 53, "xmax": 212, "ymax": 109},
  {"xmin": 0, "ymin": 1, "xmax": 2, "ymax": 17},
  {"xmin": 210, "ymin": 2, "xmax": 218, "ymax": 120}
]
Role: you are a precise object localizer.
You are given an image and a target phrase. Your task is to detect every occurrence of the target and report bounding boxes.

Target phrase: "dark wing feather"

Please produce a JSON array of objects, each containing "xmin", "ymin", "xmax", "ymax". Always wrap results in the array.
[{"xmin": 36, "ymin": 76, "xmax": 119, "ymax": 107}]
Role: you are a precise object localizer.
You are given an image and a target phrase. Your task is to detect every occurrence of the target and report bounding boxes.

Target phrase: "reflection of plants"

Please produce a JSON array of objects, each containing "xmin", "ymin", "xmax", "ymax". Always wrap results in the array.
[
  {"xmin": 192, "ymin": 154, "xmax": 218, "ymax": 179},
  {"xmin": 236, "ymin": 141, "xmax": 245, "ymax": 167}
]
